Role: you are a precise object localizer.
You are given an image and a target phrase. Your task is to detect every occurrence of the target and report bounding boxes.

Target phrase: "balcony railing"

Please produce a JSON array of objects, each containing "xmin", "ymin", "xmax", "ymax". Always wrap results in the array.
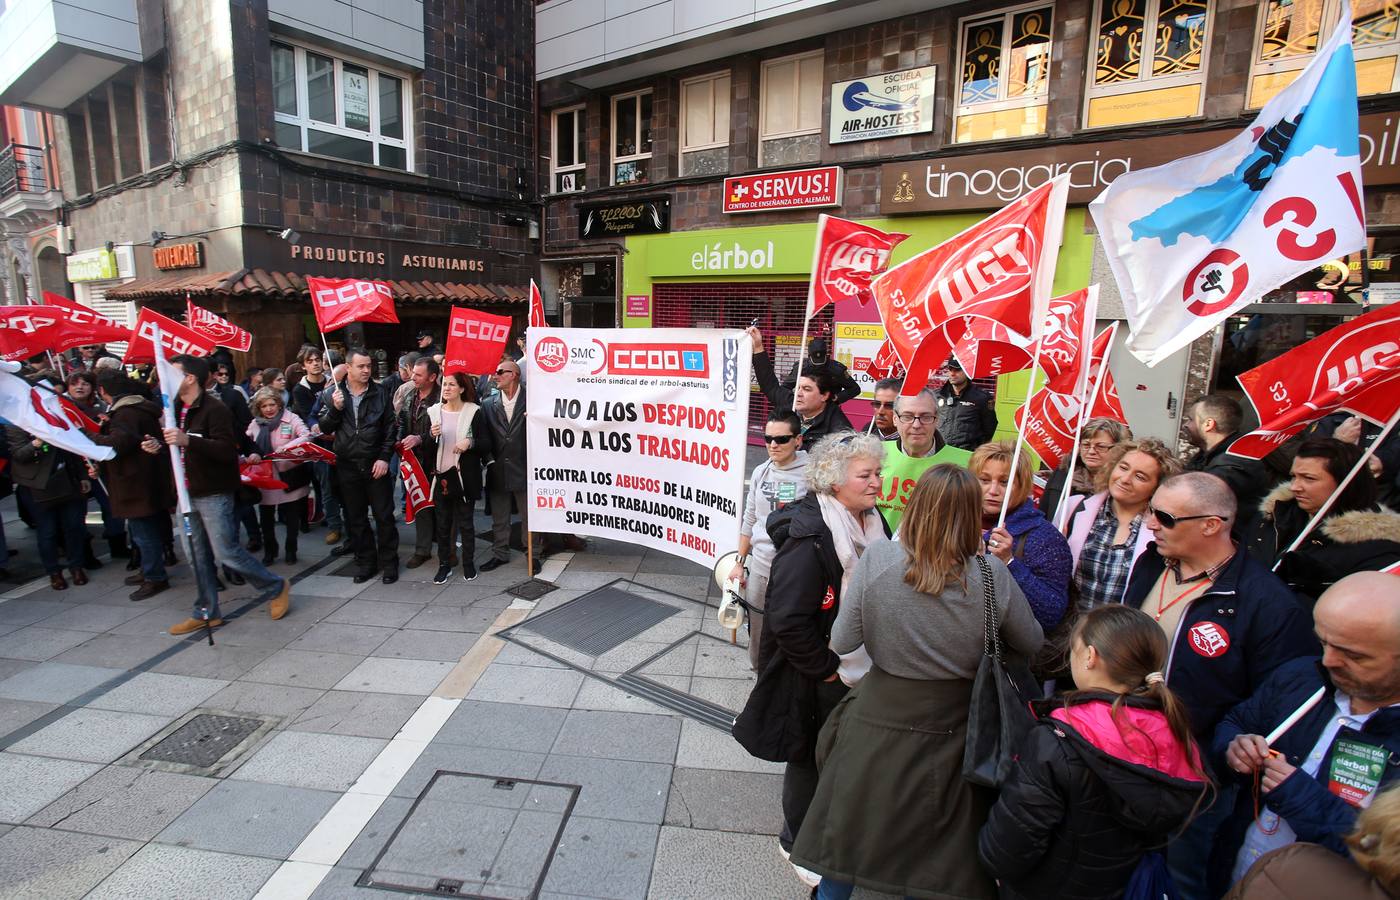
[{"xmin": 0, "ymin": 143, "xmax": 49, "ymax": 197}]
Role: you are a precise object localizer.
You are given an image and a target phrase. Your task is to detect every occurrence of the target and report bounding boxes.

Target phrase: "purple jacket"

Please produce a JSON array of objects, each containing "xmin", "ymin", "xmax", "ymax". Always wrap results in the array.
[{"xmin": 984, "ymin": 499, "xmax": 1073, "ymax": 628}]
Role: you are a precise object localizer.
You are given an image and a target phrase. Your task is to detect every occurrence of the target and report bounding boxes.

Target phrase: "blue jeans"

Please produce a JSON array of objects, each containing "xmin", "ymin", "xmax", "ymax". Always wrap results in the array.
[
  {"xmin": 27, "ymin": 491, "xmax": 88, "ymax": 575},
  {"xmin": 187, "ymin": 492, "xmax": 284, "ymax": 620},
  {"xmin": 815, "ymin": 880, "xmax": 914, "ymax": 900},
  {"xmin": 91, "ymin": 476, "xmax": 126, "ymax": 540},
  {"xmin": 127, "ymin": 514, "xmax": 169, "ymax": 583},
  {"xmin": 315, "ymin": 461, "xmax": 341, "ymax": 530}
]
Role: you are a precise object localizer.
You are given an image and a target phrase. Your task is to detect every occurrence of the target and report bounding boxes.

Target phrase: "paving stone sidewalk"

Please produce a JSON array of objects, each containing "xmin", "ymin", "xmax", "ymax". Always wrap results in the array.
[{"xmin": 0, "ymin": 496, "xmax": 900, "ymax": 900}]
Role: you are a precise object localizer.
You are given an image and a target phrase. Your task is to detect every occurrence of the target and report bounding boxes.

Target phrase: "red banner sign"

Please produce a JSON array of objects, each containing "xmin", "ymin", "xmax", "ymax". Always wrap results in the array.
[
  {"xmin": 444, "ymin": 307, "xmax": 513, "ymax": 376},
  {"xmin": 123, "ymin": 308, "xmax": 216, "ymax": 365},
  {"xmin": 397, "ymin": 439, "xmax": 434, "ymax": 524},
  {"xmin": 723, "ymin": 166, "xmax": 842, "ymax": 213},
  {"xmin": 306, "ymin": 277, "xmax": 399, "ymax": 333},
  {"xmin": 186, "ymin": 299, "xmax": 253, "ymax": 352}
]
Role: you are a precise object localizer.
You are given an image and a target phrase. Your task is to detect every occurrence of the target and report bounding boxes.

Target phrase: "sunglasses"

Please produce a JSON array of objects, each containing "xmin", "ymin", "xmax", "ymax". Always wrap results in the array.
[
  {"xmin": 762, "ymin": 433, "xmax": 797, "ymax": 445},
  {"xmin": 1148, "ymin": 505, "xmax": 1228, "ymax": 529},
  {"xmin": 494, "ymin": 368, "xmax": 514, "ymax": 376},
  {"xmin": 870, "ymin": 401, "xmax": 895, "ymax": 410}
]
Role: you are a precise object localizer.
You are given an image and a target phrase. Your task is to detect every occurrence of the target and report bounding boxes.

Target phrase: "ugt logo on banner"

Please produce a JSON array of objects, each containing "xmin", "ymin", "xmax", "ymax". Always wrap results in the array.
[{"xmin": 444, "ymin": 307, "xmax": 513, "ymax": 376}]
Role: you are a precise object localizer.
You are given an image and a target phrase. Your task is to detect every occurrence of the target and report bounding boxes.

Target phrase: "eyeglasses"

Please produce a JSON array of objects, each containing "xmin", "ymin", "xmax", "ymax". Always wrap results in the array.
[
  {"xmin": 870, "ymin": 401, "xmax": 895, "ymax": 410},
  {"xmin": 1080, "ymin": 441, "xmax": 1115, "ymax": 453},
  {"xmin": 1148, "ymin": 506, "xmax": 1228, "ymax": 529},
  {"xmin": 896, "ymin": 412, "xmax": 937, "ymax": 425},
  {"xmin": 214, "ymin": 370, "xmax": 230, "ymax": 377},
  {"xmin": 762, "ymin": 434, "xmax": 796, "ymax": 445}
]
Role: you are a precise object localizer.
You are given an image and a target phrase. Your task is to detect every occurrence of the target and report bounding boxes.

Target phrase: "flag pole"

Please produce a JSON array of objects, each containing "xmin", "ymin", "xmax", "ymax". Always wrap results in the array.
[
  {"xmin": 1053, "ymin": 321, "xmax": 1119, "ymax": 531},
  {"xmin": 792, "ymin": 215, "xmax": 829, "ymax": 413},
  {"xmin": 1273, "ymin": 404, "xmax": 1400, "ymax": 571},
  {"xmin": 998, "ymin": 339, "xmax": 1044, "ymax": 529}
]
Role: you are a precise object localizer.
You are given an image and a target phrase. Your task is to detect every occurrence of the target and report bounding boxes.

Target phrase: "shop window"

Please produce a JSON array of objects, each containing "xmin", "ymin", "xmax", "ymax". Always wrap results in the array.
[
  {"xmin": 270, "ymin": 40, "xmax": 412, "ymax": 171},
  {"xmin": 1248, "ymin": 1, "xmax": 1400, "ymax": 108},
  {"xmin": 680, "ymin": 71, "xmax": 731, "ymax": 176},
  {"xmin": 955, "ymin": 4, "xmax": 1054, "ymax": 143},
  {"xmin": 611, "ymin": 90, "xmax": 652, "ymax": 186},
  {"xmin": 551, "ymin": 106, "xmax": 586, "ymax": 193},
  {"xmin": 1085, "ymin": 0, "xmax": 1211, "ymax": 129},
  {"xmin": 760, "ymin": 51, "xmax": 823, "ymax": 166}
]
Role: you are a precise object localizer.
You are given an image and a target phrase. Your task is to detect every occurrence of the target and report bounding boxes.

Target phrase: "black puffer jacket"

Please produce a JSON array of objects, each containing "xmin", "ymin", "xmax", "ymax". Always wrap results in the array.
[
  {"xmin": 935, "ymin": 380, "xmax": 997, "ymax": 450},
  {"xmin": 752, "ymin": 351, "xmax": 854, "ymax": 446},
  {"xmin": 1186, "ymin": 432, "xmax": 1274, "ymax": 530},
  {"xmin": 733, "ymin": 493, "xmax": 848, "ymax": 763},
  {"xmin": 979, "ymin": 694, "xmax": 1208, "ymax": 900},
  {"xmin": 317, "ymin": 379, "xmax": 398, "ymax": 466}
]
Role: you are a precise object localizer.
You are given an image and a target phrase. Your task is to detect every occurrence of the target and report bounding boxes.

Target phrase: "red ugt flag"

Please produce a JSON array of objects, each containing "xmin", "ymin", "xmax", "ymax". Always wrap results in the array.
[
  {"xmin": 397, "ymin": 438, "xmax": 434, "ymax": 524},
  {"xmin": 123, "ymin": 308, "xmax": 216, "ymax": 365},
  {"xmin": 306, "ymin": 277, "xmax": 399, "ymax": 333},
  {"xmin": 808, "ymin": 214, "xmax": 909, "ymax": 317},
  {"xmin": 1087, "ymin": 326, "xmax": 1127, "ymax": 423},
  {"xmin": 264, "ymin": 436, "xmax": 336, "ymax": 464},
  {"xmin": 1012, "ymin": 286, "xmax": 1099, "ymax": 468},
  {"xmin": 529, "ymin": 280, "xmax": 546, "ymax": 328},
  {"xmin": 444, "ymin": 307, "xmax": 512, "ymax": 376},
  {"xmin": 1229, "ymin": 304, "xmax": 1400, "ymax": 460},
  {"xmin": 186, "ymin": 299, "xmax": 253, "ymax": 351},
  {"xmin": 873, "ymin": 176, "xmax": 1068, "ymax": 394}
]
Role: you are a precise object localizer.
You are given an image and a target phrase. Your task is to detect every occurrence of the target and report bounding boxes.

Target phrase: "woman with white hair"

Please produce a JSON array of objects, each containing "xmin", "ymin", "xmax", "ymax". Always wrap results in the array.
[{"xmin": 732, "ymin": 430, "xmax": 887, "ymax": 889}]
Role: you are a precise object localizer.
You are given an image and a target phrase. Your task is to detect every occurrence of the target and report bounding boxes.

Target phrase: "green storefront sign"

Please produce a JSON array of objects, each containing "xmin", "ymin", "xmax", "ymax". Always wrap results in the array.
[{"xmin": 66, "ymin": 249, "xmax": 119, "ymax": 283}]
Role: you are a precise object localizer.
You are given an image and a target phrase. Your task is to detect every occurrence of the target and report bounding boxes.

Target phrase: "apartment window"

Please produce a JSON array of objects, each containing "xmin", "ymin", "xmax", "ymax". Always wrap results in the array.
[
  {"xmin": 65, "ymin": 111, "xmax": 93, "ymax": 196},
  {"xmin": 1085, "ymin": 0, "xmax": 1211, "ymax": 128},
  {"xmin": 1249, "ymin": 1, "xmax": 1400, "ymax": 107},
  {"xmin": 270, "ymin": 40, "xmax": 411, "ymax": 171},
  {"xmin": 680, "ymin": 71, "xmax": 731, "ymax": 176},
  {"xmin": 551, "ymin": 106, "xmax": 586, "ymax": 193},
  {"xmin": 955, "ymin": 4, "xmax": 1053, "ymax": 143},
  {"xmin": 611, "ymin": 90, "xmax": 652, "ymax": 185},
  {"xmin": 760, "ymin": 51, "xmax": 823, "ymax": 165}
]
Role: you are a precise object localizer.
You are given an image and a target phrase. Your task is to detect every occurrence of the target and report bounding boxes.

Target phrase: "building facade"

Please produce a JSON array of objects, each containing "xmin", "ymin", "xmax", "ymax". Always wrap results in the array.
[
  {"xmin": 535, "ymin": 0, "xmax": 1400, "ymax": 443},
  {"xmin": 0, "ymin": 0, "xmax": 539, "ymax": 369}
]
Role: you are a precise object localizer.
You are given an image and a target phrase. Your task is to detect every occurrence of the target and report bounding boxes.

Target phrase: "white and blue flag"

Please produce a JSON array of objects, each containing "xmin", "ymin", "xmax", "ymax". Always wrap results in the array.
[{"xmin": 1090, "ymin": 6, "xmax": 1365, "ymax": 366}]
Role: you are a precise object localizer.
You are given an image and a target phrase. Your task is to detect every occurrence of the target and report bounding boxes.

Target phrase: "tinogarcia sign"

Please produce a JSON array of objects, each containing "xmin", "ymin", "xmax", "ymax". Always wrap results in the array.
[{"xmin": 830, "ymin": 66, "xmax": 936, "ymax": 144}]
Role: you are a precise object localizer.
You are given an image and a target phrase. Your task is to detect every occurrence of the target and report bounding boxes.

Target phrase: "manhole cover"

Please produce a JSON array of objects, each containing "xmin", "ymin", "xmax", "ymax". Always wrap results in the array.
[
  {"xmin": 361, "ymin": 771, "xmax": 578, "ymax": 899},
  {"xmin": 140, "ymin": 714, "xmax": 265, "ymax": 767},
  {"xmin": 517, "ymin": 586, "xmax": 679, "ymax": 656},
  {"xmin": 504, "ymin": 579, "xmax": 557, "ymax": 601}
]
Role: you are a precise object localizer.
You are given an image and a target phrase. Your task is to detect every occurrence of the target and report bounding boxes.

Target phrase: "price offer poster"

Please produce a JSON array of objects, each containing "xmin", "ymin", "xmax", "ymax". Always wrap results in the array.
[{"xmin": 526, "ymin": 328, "xmax": 751, "ymax": 568}]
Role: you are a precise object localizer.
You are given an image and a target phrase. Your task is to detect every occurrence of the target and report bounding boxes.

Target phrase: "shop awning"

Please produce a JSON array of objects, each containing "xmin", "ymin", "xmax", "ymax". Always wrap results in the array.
[{"xmin": 106, "ymin": 268, "xmax": 527, "ymax": 305}]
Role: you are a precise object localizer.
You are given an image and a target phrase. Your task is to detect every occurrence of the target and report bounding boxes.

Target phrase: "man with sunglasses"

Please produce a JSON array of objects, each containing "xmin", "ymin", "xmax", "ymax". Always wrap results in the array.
[
  {"xmin": 1122, "ymin": 471, "xmax": 1317, "ymax": 900},
  {"xmin": 867, "ymin": 378, "xmax": 901, "ymax": 441},
  {"xmin": 480, "ymin": 357, "xmax": 539, "ymax": 575},
  {"xmin": 737, "ymin": 410, "xmax": 809, "ymax": 669}
]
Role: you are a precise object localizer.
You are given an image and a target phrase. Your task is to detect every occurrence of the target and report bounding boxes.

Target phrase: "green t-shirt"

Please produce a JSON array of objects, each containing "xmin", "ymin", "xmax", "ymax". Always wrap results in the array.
[{"xmin": 876, "ymin": 442, "xmax": 973, "ymax": 531}]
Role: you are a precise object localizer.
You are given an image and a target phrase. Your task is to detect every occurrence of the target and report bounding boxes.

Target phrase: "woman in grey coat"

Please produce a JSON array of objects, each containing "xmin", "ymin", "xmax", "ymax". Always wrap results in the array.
[{"xmin": 790, "ymin": 464, "xmax": 1043, "ymax": 900}]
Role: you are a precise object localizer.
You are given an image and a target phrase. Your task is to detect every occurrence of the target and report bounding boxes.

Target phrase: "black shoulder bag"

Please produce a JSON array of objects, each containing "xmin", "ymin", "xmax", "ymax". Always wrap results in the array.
[{"xmin": 963, "ymin": 553, "xmax": 1039, "ymax": 788}]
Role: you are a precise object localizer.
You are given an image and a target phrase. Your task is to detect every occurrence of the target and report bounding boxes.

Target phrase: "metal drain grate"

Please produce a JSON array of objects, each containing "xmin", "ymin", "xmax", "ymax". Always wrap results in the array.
[
  {"xmin": 517, "ymin": 586, "xmax": 679, "ymax": 656},
  {"xmin": 505, "ymin": 578, "xmax": 558, "ymax": 602},
  {"xmin": 139, "ymin": 714, "xmax": 266, "ymax": 767}
]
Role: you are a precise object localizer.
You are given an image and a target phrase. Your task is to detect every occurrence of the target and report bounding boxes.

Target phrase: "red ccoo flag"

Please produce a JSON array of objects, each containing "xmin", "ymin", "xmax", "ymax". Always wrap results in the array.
[
  {"xmin": 186, "ymin": 298, "xmax": 253, "ymax": 351},
  {"xmin": 306, "ymin": 277, "xmax": 399, "ymax": 333},
  {"xmin": 124, "ymin": 308, "xmax": 216, "ymax": 365},
  {"xmin": 807, "ymin": 215, "xmax": 908, "ymax": 317},
  {"xmin": 397, "ymin": 438, "xmax": 434, "ymax": 524},
  {"xmin": 529, "ymin": 280, "xmax": 546, "ymax": 328},
  {"xmin": 1229, "ymin": 304, "xmax": 1400, "ymax": 460},
  {"xmin": 445, "ymin": 307, "xmax": 513, "ymax": 376}
]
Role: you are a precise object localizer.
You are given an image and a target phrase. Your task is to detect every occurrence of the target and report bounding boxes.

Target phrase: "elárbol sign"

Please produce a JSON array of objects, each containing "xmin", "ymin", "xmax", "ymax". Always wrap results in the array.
[
  {"xmin": 881, "ymin": 111, "xmax": 1400, "ymax": 212},
  {"xmin": 724, "ymin": 166, "xmax": 842, "ymax": 214},
  {"xmin": 579, "ymin": 197, "xmax": 670, "ymax": 239},
  {"xmin": 152, "ymin": 242, "xmax": 204, "ymax": 271}
]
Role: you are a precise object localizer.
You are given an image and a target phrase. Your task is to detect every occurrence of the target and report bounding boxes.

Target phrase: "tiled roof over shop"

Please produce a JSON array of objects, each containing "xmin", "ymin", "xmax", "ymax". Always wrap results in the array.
[{"xmin": 106, "ymin": 269, "xmax": 528, "ymax": 305}]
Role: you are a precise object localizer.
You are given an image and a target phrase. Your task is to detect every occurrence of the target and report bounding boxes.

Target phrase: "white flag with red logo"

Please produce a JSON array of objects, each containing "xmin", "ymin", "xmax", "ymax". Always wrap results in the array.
[
  {"xmin": 264, "ymin": 435, "xmax": 337, "ymax": 464},
  {"xmin": 1090, "ymin": 8, "xmax": 1364, "ymax": 366},
  {"xmin": 807, "ymin": 215, "xmax": 909, "ymax": 318},
  {"xmin": 529, "ymin": 279, "xmax": 546, "ymax": 328},
  {"xmin": 124, "ymin": 308, "xmax": 216, "ymax": 365},
  {"xmin": 873, "ymin": 175, "xmax": 1068, "ymax": 394},
  {"xmin": 0, "ymin": 363, "xmax": 114, "ymax": 460},
  {"xmin": 1229, "ymin": 303, "xmax": 1400, "ymax": 460},
  {"xmin": 397, "ymin": 438, "xmax": 434, "ymax": 524},
  {"xmin": 306, "ymin": 277, "xmax": 399, "ymax": 333},
  {"xmin": 186, "ymin": 298, "xmax": 253, "ymax": 352},
  {"xmin": 1013, "ymin": 286, "xmax": 1098, "ymax": 468}
]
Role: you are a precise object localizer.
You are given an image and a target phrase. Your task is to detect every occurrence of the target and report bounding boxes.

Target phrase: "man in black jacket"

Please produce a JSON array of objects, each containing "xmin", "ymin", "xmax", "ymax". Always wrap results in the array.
[
  {"xmin": 479, "ymin": 357, "xmax": 537, "ymax": 574},
  {"xmin": 1184, "ymin": 394, "xmax": 1272, "ymax": 527},
  {"xmin": 398, "ymin": 357, "xmax": 442, "ymax": 568},
  {"xmin": 154, "ymin": 355, "xmax": 291, "ymax": 634},
  {"xmin": 748, "ymin": 328, "xmax": 853, "ymax": 444},
  {"xmin": 934, "ymin": 358, "xmax": 997, "ymax": 449},
  {"xmin": 318, "ymin": 349, "xmax": 400, "ymax": 583}
]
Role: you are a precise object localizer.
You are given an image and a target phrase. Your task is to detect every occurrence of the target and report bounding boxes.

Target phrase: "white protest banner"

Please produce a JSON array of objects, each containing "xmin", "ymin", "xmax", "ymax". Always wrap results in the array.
[{"xmin": 526, "ymin": 328, "xmax": 751, "ymax": 568}]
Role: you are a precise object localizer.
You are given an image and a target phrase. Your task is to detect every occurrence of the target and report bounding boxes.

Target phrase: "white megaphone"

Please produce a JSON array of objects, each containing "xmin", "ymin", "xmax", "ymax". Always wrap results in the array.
[{"xmin": 712, "ymin": 551, "xmax": 748, "ymax": 633}]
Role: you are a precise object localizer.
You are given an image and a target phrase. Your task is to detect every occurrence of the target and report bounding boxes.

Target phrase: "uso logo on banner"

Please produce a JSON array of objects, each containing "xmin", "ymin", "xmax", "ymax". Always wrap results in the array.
[{"xmin": 1189, "ymin": 621, "xmax": 1230, "ymax": 658}]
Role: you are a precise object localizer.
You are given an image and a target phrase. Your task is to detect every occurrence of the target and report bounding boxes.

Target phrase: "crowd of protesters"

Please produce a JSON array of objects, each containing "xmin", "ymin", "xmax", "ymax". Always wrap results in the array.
[
  {"xmin": 735, "ymin": 329, "xmax": 1400, "ymax": 900},
  {"xmin": 0, "ymin": 330, "xmax": 554, "ymax": 636}
]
